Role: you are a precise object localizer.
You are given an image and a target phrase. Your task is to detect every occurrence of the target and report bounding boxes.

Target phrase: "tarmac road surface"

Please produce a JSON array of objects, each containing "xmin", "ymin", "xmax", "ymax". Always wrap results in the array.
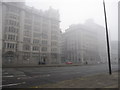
[{"xmin": 2, "ymin": 63, "xmax": 118, "ymax": 88}]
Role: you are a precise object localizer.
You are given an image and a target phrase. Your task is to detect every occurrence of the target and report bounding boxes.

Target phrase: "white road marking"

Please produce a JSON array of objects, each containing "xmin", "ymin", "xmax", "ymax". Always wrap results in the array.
[
  {"xmin": 17, "ymin": 75, "xmax": 26, "ymax": 76},
  {"xmin": 36, "ymin": 74, "xmax": 50, "ymax": 78},
  {"xmin": 3, "ymin": 74, "xmax": 26, "ymax": 78},
  {"xmin": 3, "ymin": 73, "xmax": 8, "ymax": 74},
  {"xmin": 0, "ymin": 82, "xmax": 26, "ymax": 87},
  {"xmin": 24, "ymin": 74, "xmax": 51, "ymax": 79},
  {"xmin": 46, "ymin": 74, "xmax": 50, "ymax": 77},
  {"xmin": 17, "ymin": 78, "xmax": 20, "ymax": 79},
  {"xmin": 3, "ymin": 75, "xmax": 14, "ymax": 78}
]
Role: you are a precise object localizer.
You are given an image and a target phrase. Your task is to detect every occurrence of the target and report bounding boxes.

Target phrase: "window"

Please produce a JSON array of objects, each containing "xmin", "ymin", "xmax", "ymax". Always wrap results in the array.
[
  {"xmin": 9, "ymin": 20, "xmax": 14, "ymax": 25},
  {"xmin": 51, "ymin": 48, "xmax": 57, "ymax": 52},
  {"xmin": 42, "ymin": 28, "xmax": 48, "ymax": 33},
  {"xmin": 4, "ymin": 34, "xmax": 7, "ymax": 40},
  {"xmin": 42, "ymin": 40, "xmax": 47, "ymax": 45},
  {"xmin": 32, "ymin": 53, "xmax": 39, "ymax": 59},
  {"xmin": 25, "ymin": 12, "xmax": 32, "ymax": 19},
  {"xmin": 34, "ymin": 21, "xmax": 40, "ymax": 26},
  {"xmin": 32, "ymin": 53, "xmax": 39, "ymax": 57},
  {"xmin": 33, "ymin": 39, "xmax": 39, "ymax": 44},
  {"xmin": 8, "ymin": 26, "xmax": 18, "ymax": 33},
  {"xmin": 23, "ymin": 52, "xmax": 30, "ymax": 60},
  {"xmin": 8, "ymin": 20, "xmax": 19, "ymax": 26},
  {"xmin": 42, "ymin": 33, "xmax": 48, "ymax": 39},
  {"xmin": 34, "ymin": 26, "xmax": 40, "ymax": 31},
  {"xmin": 34, "ymin": 15, "xmax": 41, "ymax": 21},
  {"xmin": 8, "ymin": 14, "xmax": 19, "ymax": 20},
  {"xmin": 25, "ymin": 19, "xmax": 32, "ymax": 24},
  {"xmin": 8, "ymin": 6, "xmax": 20, "ymax": 13},
  {"xmin": 51, "ymin": 41, "xmax": 57, "ymax": 46},
  {"xmin": 42, "ymin": 18, "xmax": 49, "ymax": 24},
  {"xmin": 33, "ymin": 33, "xmax": 40, "ymax": 38},
  {"xmin": 6, "ymin": 43, "xmax": 16, "ymax": 49},
  {"xmin": 23, "ymin": 37, "xmax": 31, "ymax": 43},
  {"xmin": 23, "ymin": 44, "xmax": 30, "ymax": 50},
  {"xmin": 51, "ymin": 30, "xmax": 57, "ymax": 35},
  {"xmin": 8, "ymin": 34, "xmax": 16, "ymax": 41},
  {"xmin": 51, "ymin": 35, "xmax": 58, "ymax": 40},
  {"xmin": 51, "ymin": 53, "xmax": 57, "ymax": 58},
  {"xmin": 32, "ymin": 46, "xmax": 39, "ymax": 51},
  {"xmin": 41, "ymin": 47, "xmax": 47, "ymax": 51},
  {"xmin": 24, "ymin": 25, "xmax": 32, "ymax": 30},
  {"xmin": 24, "ymin": 31, "xmax": 31, "ymax": 37}
]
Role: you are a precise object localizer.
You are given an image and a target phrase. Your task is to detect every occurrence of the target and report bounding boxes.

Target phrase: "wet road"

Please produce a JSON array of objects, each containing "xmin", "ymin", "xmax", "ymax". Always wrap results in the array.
[{"xmin": 2, "ymin": 63, "xmax": 118, "ymax": 88}]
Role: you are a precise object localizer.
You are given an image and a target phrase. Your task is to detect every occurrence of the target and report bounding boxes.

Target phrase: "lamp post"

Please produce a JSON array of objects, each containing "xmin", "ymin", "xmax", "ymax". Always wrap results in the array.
[
  {"xmin": 39, "ymin": 44, "xmax": 41, "ymax": 65},
  {"xmin": 103, "ymin": 0, "xmax": 112, "ymax": 75}
]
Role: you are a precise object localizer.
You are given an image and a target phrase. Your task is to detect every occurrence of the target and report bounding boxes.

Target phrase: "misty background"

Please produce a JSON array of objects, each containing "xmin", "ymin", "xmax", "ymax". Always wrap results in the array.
[{"xmin": 25, "ymin": 0, "xmax": 118, "ymax": 41}]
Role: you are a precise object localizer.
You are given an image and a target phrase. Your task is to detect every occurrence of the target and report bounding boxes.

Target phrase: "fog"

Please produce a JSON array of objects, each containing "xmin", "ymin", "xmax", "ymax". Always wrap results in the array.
[
  {"xmin": 1, "ymin": 1, "xmax": 118, "ymax": 88},
  {"xmin": 25, "ymin": 0, "xmax": 118, "ymax": 41}
]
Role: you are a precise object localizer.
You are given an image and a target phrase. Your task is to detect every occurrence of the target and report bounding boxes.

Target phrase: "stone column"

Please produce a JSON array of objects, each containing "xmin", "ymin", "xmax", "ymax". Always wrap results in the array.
[{"xmin": 18, "ymin": 10, "xmax": 25, "ymax": 64}]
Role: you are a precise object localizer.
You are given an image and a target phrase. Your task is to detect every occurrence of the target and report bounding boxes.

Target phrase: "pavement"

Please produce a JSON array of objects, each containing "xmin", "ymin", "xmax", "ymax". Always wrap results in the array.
[
  {"xmin": 31, "ymin": 71, "xmax": 118, "ymax": 88},
  {"xmin": 2, "ymin": 63, "xmax": 108, "ymax": 68},
  {"xmin": 2, "ymin": 64, "xmax": 118, "ymax": 88},
  {"xmin": 3, "ymin": 64, "xmax": 82, "ymax": 68}
]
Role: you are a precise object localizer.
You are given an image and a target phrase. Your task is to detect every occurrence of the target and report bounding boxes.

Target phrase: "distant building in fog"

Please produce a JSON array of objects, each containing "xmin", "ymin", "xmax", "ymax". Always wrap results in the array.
[
  {"xmin": 110, "ymin": 41, "xmax": 118, "ymax": 63},
  {"xmin": 2, "ymin": 2, "xmax": 61, "ymax": 66},
  {"xmin": 62, "ymin": 20, "xmax": 107, "ymax": 64}
]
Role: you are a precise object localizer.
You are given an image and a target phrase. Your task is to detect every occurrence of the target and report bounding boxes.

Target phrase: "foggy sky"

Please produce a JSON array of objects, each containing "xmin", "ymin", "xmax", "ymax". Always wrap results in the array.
[{"xmin": 4, "ymin": 0, "xmax": 118, "ymax": 40}]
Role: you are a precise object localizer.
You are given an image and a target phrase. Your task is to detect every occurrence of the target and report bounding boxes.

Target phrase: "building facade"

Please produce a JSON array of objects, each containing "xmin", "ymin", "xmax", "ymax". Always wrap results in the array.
[
  {"xmin": 2, "ymin": 2, "xmax": 61, "ymax": 65},
  {"xmin": 84, "ymin": 20, "xmax": 107, "ymax": 63},
  {"xmin": 110, "ymin": 41, "xmax": 118, "ymax": 64},
  {"xmin": 62, "ymin": 20, "xmax": 107, "ymax": 64}
]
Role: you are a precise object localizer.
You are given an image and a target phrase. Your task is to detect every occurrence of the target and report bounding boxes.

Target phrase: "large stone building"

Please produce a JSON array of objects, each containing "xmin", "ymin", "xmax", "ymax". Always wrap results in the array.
[
  {"xmin": 2, "ymin": 2, "xmax": 61, "ymax": 66},
  {"xmin": 62, "ymin": 20, "xmax": 107, "ymax": 64}
]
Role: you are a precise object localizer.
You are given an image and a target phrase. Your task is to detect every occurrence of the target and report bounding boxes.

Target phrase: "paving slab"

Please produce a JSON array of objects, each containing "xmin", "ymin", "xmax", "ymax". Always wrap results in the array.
[{"xmin": 31, "ymin": 72, "xmax": 118, "ymax": 88}]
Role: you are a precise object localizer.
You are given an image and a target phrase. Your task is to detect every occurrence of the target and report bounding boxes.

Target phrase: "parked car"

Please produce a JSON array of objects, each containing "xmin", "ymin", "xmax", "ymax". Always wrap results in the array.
[
  {"xmin": 38, "ymin": 61, "xmax": 46, "ymax": 65},
  {"xmin": 66, "ymin": 61, "xmax": 72, "ymax": 64}
]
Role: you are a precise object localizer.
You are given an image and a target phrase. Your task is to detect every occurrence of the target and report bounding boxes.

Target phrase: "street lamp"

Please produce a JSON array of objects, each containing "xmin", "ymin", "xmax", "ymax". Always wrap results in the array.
[
  {"xmin": 103, "ymin": 0, "xmax": 112, "ymax": 75},
  {"xmin": 38, "ymin": 44, "xmax": 41, "ymax": 65}
]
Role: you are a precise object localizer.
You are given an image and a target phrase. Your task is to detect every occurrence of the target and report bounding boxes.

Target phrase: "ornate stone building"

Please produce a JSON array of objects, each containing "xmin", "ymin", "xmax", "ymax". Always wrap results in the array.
[
  {"xmin": 2, "ymin": 2, "xmax": 61, "ymax": 66},
  {"xmin": 62, "ymin": 20, "xmax": 107, "ymax": 64}
]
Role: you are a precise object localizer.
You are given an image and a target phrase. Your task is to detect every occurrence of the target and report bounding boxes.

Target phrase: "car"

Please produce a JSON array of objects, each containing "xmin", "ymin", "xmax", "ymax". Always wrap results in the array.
[
  {"xmin": 66, "ymin": 61, "xmax": 72, "ymax": 64},
  {"xmin": 38, "ymin": 61, "xmax": 46, "ymax": 65}
]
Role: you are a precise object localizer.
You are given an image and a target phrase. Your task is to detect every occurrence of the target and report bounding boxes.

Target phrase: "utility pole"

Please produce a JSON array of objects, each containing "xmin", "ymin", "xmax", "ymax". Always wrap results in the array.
[{"xmin": 103, "ymin": 0, "xmax": 112, "ymax": 75}]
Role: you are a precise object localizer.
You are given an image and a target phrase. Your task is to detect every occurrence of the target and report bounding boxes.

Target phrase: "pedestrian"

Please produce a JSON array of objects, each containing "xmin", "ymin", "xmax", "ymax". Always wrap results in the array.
[{"xmin": 38, "ymin": 61, "xmax": 40, "ymax": 65}]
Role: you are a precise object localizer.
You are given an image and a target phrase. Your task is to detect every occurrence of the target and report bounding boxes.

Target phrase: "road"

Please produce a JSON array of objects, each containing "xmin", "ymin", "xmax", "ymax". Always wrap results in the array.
[{"xmin": 2, "ymin": 63, "xmax": 118, "ymax": 88}]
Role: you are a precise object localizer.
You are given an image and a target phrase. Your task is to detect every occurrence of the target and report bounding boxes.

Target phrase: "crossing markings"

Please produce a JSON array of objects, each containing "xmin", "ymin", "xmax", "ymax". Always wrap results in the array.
[
  {"xmin": 3, "ymin": 75, "xmax": 14, "ymax": 78},
  {"xmin": 0, "ymin": 82, "xmax": 26, "ymax": 87}
]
